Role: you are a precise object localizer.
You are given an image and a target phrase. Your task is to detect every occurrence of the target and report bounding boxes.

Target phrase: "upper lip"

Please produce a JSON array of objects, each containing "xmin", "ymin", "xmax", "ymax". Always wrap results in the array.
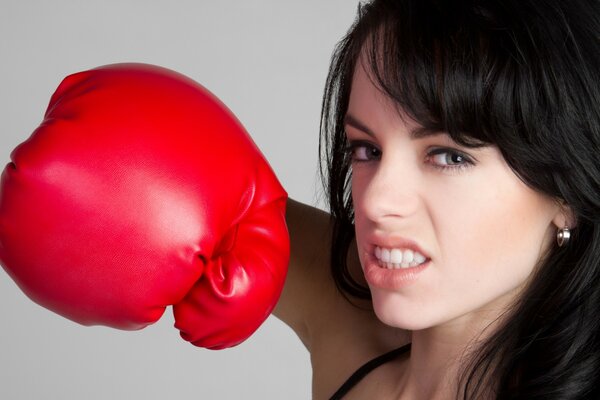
[{"xmin": 366, "ymin": 233, "xmax": 431, "ymax": 259}]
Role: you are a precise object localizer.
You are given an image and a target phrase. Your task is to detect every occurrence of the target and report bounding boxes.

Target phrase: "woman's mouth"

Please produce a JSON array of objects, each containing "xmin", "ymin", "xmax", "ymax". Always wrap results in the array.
[
  {"xmin": 374, "ymin": 246, "xmax": 428, "ymax": 269},
  {"xmin": 363, "ymin": 246, "xmax": 431, "ymax": 289}
]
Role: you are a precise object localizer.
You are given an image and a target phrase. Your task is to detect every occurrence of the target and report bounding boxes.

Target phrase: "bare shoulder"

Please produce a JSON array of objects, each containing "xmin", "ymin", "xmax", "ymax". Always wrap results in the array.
[
  {"xmin": 273, "ymin": 198, "xmax": 410, "ymax": 398},
  {"xmin": 273, "ymin": 197, "xmax": 332, "ymax": 346}
]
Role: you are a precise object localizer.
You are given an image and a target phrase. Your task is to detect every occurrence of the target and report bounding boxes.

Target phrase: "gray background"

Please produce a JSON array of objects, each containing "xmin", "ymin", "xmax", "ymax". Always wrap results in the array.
[{"xmin": 0, "ymin": 1, "xmax": 360, "ymax": 398}]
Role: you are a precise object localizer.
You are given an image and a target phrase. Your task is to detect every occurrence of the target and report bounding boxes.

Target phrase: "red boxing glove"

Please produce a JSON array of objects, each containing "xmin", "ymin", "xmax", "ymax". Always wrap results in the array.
[{"xmin": 0, "ymin": 63, "xmax": 289, "ymax": 349}]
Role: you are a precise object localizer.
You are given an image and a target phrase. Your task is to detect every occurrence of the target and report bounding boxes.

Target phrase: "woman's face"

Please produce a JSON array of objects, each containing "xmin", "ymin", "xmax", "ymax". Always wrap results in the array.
[{"xmin": 346, "ymin": 60, "xmax": 565, "ymax": 331}]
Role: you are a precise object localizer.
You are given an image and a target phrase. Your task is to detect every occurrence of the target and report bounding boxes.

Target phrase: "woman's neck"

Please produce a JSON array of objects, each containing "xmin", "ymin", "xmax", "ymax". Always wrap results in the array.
[{"xmin": 398, "ymin": 301, "xmax": 510, "ymax": 399}]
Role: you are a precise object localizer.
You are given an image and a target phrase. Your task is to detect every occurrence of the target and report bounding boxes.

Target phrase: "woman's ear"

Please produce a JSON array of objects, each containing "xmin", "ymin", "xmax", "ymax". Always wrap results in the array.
[{"xmin": 552, "ymin": 201, "xmax": 577, "ymax": 229}]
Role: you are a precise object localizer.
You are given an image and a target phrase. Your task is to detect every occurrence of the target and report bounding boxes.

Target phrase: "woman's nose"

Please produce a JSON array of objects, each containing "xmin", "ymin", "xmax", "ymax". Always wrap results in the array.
[{"xmin": 354, "ymin": 159, "xmax": 420, "ymax": 224}]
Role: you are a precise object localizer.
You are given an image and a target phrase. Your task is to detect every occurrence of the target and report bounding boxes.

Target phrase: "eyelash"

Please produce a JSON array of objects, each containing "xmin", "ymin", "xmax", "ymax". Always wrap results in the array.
[
  {"xmin": 344, "ymin": 140, "xmax": 475, "ymax": 174},
  {"xmin": 428, "ymin": 148, "xmax": 475, "ymax": 173},
  {"xmin": 344, "ymin": 141, "xmax": 381, "ymax": 164}
]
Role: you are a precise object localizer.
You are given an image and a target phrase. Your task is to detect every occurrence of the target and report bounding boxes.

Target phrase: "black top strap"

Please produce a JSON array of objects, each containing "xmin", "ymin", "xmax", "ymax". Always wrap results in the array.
[{"xmin": 329, "ymin": 343, "xmax": 412, "ymax": 400}]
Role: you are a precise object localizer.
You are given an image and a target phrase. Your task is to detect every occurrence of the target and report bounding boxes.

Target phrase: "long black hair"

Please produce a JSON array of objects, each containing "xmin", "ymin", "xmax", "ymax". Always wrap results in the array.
[{"xmin": 319, "ymin": 0, "xmax": 600, "ymax": 398}]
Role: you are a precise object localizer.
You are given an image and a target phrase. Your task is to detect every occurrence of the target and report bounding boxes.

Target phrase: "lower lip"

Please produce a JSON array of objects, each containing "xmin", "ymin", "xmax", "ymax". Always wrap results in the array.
[{"xmin": 363, "ymin": 252, "xmax": 431, "ymax": 290}]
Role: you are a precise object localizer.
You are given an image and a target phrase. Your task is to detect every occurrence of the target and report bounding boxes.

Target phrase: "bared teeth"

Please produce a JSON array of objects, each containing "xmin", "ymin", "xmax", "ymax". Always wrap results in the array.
[{"xmin": 374, "ymin": 246, "xmax": 427, "ymax": 269}]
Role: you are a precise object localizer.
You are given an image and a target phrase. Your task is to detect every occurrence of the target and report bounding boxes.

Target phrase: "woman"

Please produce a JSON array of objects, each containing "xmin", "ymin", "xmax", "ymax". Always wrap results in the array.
[{"xmin": 277, "ymin": 0, "xmax": 600, "ymax": 398}]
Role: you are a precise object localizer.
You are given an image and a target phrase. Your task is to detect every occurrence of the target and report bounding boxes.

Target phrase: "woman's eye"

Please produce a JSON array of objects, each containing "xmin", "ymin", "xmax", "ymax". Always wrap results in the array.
[
  {"xmin": 345, "ymin": 141, "xmax": 381, "ymax": 162},
  {"xmin": 427, "ymin": 148, "xmax": 475, "ymax": 172}
]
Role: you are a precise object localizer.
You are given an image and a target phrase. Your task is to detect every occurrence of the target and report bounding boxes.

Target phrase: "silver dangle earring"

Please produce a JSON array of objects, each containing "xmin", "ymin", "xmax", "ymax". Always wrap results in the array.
[{"xmin": 557, "ymin": 225, "xmax": 571, "ymax": 247}]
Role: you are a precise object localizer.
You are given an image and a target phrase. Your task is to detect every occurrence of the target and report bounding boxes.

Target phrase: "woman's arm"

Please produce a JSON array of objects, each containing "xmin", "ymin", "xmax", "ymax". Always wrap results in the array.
[
  {"xmin": 273, "ymin": 198, "xmax": 383, "ymax": 347},
  {"xmin": 273, "ymin": 198, "xmax": 334, "ymax": 348}
]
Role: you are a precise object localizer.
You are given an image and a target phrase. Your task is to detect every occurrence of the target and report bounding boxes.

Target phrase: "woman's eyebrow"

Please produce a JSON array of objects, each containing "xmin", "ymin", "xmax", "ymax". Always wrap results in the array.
[
  {"xmin": 343, "ymin": 113, "xmax": 376, "ymax": 137},
  {"xmin": 343, "ymin": 112, "xmax": 443, "ymax": 140}
]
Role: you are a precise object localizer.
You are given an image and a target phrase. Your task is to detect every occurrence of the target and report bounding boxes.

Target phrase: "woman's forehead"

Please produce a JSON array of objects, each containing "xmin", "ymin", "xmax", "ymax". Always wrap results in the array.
[
  {"xmin": 348, "ymin": 57, "xmax": 446, "ymax": 141},
  {"xmin": 348, "ymin": 61, "xmax": 418, "ymax": 133}
]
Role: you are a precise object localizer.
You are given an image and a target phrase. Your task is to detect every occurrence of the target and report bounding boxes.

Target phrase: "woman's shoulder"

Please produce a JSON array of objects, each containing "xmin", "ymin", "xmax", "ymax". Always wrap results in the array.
[
  {"xmin": 274, "ymin": 198, "xmax": 383, "ymax": 346},
  {"xmin": 274, "ymin": 198, "xmax": 410, "ymax": 397}
]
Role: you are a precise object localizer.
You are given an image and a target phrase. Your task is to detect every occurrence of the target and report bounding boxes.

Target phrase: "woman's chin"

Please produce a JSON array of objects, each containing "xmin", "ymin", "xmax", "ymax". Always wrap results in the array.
[{"xmin": 370, "ymin": 291, "xmax": 437, "ymax": 331}]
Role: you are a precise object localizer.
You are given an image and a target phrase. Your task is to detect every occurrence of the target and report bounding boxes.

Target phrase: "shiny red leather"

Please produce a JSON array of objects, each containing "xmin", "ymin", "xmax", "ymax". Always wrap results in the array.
[{"xmin": 0, "ymin": 63, "xmax": 289, "ymax": 349}]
